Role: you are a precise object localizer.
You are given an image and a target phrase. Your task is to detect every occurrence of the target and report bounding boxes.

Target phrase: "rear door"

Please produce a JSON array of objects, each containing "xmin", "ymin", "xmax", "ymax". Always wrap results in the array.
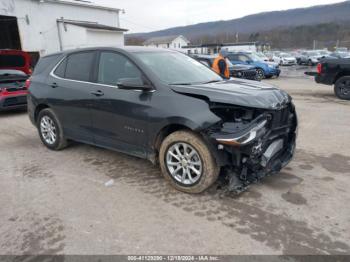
[
  {"xmin": 48, "ymin": 51, "xmax": 96, "ymax": 143},
  {"xmin": 88, "ymin": 51, "xmax": 152, "ymax": 157}
]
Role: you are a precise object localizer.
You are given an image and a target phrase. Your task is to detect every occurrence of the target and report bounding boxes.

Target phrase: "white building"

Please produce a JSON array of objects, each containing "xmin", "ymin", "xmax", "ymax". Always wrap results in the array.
[
  {"xmin": 143, "ymin": 35, "xmax": 190, "ymax": 51},
  {"xmin": 0, "ymin": 0, "xmax": 127, "ymax": 58}
]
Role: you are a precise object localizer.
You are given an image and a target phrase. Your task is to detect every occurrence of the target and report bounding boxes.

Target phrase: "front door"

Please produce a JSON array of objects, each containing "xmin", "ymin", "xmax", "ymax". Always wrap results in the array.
[{"xmin": 89, "ymin": 51, "xmax": 153, "ymax": 157}]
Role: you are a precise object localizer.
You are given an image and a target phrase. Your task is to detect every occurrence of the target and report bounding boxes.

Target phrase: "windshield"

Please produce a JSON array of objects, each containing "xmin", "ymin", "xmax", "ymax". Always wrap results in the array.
[
  {"xmin": 248, "ymin": 53, "xmax": 263, "ymax": 62},
  {"xmin": 280, "ymin": 53, "xmax": 290, "ymax": 57},
  {"xmin": 134, "ymin": 51, "xmax": 222, "ymax": 85}
]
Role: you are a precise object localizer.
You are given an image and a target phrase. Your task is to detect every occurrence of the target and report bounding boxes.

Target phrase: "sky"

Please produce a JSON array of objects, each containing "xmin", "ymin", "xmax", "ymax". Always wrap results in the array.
[{"xmin": 94, "ymin": 0, "xmax": 346, "ymax": 33}]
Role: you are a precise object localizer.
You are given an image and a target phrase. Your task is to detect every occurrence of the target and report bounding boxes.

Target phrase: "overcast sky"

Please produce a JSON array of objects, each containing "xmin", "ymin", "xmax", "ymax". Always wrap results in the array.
[{"xmin": 94, "ymin": 0, "xmax": 345, "ymax": 33}]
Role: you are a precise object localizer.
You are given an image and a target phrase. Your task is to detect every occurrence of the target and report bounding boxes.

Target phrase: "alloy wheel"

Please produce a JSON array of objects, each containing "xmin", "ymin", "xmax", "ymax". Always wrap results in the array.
[
  {"xmin": 166, "ymin": 142, "xmax": 203, "ymax": 186},
  {"xmin": 40, "ymin": 116, "xmax": 57, "ymax": 145}
]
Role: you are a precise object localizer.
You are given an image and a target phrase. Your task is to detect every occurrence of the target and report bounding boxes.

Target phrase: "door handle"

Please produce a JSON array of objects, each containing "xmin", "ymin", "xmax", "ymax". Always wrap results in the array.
[
  {"xmin": 90, "ymin": 90, "xmax": 104, "ymax": 97},
  {"xmin": 51, "ymin": 82, "xmax": 58, "ymax": 88}
]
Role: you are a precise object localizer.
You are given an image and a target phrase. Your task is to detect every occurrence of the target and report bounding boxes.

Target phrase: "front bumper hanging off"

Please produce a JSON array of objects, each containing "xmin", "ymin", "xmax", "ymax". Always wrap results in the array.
[{"xmin": 208, "ymin": 105, "xmax": 297, "ymax": 193}]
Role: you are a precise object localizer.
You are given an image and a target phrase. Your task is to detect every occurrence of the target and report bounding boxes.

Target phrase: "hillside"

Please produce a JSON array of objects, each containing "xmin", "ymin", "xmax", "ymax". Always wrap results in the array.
[{"xmin": 126, "ymin": 1, "xmax": 350, "ymax": 48}]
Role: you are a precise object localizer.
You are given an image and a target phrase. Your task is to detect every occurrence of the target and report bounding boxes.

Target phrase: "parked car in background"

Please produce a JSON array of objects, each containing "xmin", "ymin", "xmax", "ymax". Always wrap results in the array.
[
  {"xmin": 227, "ymin": 52, "xmax": 280, "ymax": 79},
  {"xmin": 312, "ymin": 58, "xmax": 350, "ymax": 100},
  {"xmin": 0, "ymin": 69, "xmax": 29, "ymax": 111},
  {"xmin": 0, "ymin": 50, "xmax": 31, "ymax": 111},
  {"xmin": 0, "ymin": 50, "xmax": 32, "ymax": 75},
  {"xmin": 28, "ymin": 47, "xmax": 297, "ymax": 193},
  {"xmin": 327, "ymin": 52, "xmax": 350, "ymax": 59},
  {"xmin": 298, "ymin": 51, "xmax": 322, "ymax": 66},
  {"xmin": 272, "ymin": 52, "xmax": 297, "ymax": 66},
  {"xmin": 193, "ymin": 54, "xmax": 260, "ymax": 81}
]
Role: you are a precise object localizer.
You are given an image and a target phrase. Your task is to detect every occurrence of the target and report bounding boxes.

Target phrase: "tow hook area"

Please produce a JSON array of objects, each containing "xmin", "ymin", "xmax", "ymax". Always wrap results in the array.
[{"xmin": 226, "ymin": 167, "xmax": 249, "ymax": 194}]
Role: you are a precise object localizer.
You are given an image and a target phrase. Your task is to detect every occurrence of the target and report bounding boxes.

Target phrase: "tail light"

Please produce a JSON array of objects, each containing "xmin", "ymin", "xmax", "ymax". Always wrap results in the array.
[
  {"xmin": 317, "ymin": 63, "xmax": 322, "ymax": 74},
  {"xmin": 25, "ymin": 78, "xmax": 31, "ymax": 89}
]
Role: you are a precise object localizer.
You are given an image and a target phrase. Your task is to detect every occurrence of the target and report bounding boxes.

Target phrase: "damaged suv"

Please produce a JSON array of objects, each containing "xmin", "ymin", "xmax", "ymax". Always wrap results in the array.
[{"xmin": 28, "ymin": 47, "xmax": 297, "ymax": 193}]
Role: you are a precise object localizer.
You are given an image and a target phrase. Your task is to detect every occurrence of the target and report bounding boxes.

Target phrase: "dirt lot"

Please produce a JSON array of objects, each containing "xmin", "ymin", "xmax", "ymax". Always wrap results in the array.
[{"xmin": 1, "ymin": 69, "xmax": 350, "ymax": 255}]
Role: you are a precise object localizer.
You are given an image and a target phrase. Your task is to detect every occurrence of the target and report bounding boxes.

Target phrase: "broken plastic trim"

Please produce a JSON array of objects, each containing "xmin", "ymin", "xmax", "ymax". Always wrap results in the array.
[{"xmin": 215, "ymin": 119, "xmax": 268, "ymax": 146}]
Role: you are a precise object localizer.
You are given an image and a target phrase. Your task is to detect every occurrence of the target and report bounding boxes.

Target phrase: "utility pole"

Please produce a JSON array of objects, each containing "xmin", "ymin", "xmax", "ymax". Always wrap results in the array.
[{"xmin": 313, "ymin": 40, "xmax": 316, "ymax": 50}]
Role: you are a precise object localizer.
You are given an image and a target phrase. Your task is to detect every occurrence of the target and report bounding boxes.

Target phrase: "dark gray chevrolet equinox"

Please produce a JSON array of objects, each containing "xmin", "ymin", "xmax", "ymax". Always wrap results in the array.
[{"xmin": 28, "ymin": 47, "xmax": 297, "ymax": 193}]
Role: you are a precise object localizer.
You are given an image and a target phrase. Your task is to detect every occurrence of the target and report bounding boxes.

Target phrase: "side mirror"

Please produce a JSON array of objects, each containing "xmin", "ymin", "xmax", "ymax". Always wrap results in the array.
[{"xmin": 117, "ymin": 77, "xmax": 152, "ymax": 91}]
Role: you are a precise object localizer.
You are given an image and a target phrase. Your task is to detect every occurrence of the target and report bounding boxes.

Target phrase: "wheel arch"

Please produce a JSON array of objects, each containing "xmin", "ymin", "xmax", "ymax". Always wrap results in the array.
[
  {"xmin": 153, "ymin": 123, "xmax": 193, "ymax": 153},
  {"xmin": 34, "ymin": 104, "xmax": 50, "ymax": 122},
  {"xmin": 333, "ymin": 71, "xmax": 350, "ymax": 84}
]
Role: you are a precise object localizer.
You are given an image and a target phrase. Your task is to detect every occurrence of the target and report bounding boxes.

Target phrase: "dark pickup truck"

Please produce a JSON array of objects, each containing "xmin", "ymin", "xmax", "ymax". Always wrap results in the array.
[{"xmin": 309, "ymin": 58, "xmax": 350, "ymax": 100}]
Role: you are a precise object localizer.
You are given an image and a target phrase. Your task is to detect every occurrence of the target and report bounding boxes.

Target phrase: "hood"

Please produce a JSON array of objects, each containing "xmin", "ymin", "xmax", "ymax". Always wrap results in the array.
[{"xmin": 170, "ymin": 79, "xmax": 291, "ymax": 110}]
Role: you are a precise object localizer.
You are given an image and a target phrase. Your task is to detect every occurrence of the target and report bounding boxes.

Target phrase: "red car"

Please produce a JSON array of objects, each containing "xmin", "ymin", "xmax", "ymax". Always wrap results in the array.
[{"xmin": 0, "ymin": 50, "xmax": 31, "ymax": 111}]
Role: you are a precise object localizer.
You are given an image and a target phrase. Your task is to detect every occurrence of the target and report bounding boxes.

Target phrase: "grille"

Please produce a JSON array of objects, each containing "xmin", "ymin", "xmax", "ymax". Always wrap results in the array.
[{"xmin": 243, "ymin": 70, "xmax": 257, "ymax": 80}]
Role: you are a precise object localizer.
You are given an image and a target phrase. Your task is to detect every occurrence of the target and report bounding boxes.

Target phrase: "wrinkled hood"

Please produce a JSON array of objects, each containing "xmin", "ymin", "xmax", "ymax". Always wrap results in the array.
[{"xmin": 170, "ymin": 79, "xmax": 291, "ymax": 110}]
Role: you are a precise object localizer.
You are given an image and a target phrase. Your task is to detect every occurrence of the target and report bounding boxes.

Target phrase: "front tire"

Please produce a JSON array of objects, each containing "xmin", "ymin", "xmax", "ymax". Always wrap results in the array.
[
  {"xmin": 334, "ymin": 76, "xmax": 350, "ymax": 100},
  {"xmin": 37, "ymin": 108, "xmax": 68, "ymax": 150},
  {"xmin": 256, "ymin": 68, "xmax": 265, "ymax": 79},
  {"xmin": 159, "ymin": 130, "xmax": 219, "ymax": 194}
]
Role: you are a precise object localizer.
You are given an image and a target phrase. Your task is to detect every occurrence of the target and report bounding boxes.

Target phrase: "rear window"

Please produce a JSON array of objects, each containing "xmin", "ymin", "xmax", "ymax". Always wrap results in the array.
[
  {"xmin": 0, "ymin": 55, "xmax": 25, "ymax": 68},
  {"xmin": 65, "ymin": 52, "xmax": 95, "ymax": 82},
  {"xmin": 33, "ymin": 54, "xmax": 60, "ymax": 76}
]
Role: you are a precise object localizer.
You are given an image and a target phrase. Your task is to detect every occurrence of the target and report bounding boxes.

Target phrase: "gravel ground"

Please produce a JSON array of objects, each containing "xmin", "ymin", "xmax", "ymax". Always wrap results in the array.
[{"xmin": 0, "ymin": 71, "xmax": 349, "ymax": 255}]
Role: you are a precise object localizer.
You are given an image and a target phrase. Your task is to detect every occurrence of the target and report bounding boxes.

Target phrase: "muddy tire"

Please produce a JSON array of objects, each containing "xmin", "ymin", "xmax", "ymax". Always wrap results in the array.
[
  {"xmin": 37, "ymin": 108, "xmax": 68, "ymax": 150},
  {"xmin": 159, "ymin": 130, "xmax": 220, "ymax": 194}
]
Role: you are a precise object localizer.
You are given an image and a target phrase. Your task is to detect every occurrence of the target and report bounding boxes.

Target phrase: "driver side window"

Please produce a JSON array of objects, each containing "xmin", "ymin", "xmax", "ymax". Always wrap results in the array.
[{"xmin": 98, "ymin": 52, "xmax": 142, "ymax": 86}]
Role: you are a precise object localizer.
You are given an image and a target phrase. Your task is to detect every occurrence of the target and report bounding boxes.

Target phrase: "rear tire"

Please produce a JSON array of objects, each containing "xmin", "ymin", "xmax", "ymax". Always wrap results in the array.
[
  {"xmin": 334, "ymin": 76, "xmax": 350, "ymax": 100},
  {"xmin": 159, "ymin": 130, "xmax": 219, "ymax": 194},
  {"xmin": 37, "ymin": 108, "xmax": 68, "ymax": 150}
]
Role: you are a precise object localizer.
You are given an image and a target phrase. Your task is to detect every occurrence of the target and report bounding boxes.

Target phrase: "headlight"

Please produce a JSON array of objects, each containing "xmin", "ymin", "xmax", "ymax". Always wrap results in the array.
[
  {"xmin": 216, "ymin": 120, "xmax": 267, "ymax": 146},
  {"xmin": 268, "ymin": 64, "xmax": 274, "ymax": 69}
]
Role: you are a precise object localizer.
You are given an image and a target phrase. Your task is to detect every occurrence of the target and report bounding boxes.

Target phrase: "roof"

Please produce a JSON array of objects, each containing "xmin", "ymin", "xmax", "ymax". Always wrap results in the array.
[
  {"xmin": 42, "ymin": 46, "xmax": 176, "ymax": 57},
  {"xmin": 37, "ymin": 0, "xmax": 121, "ymax": 12},
  {"xmin": 62, "ymin": 21, "xmax": 128, "ymax": 32},
  {"xmin": 143, "ymin": 35, "xmax": 189, "ymax": 45}
]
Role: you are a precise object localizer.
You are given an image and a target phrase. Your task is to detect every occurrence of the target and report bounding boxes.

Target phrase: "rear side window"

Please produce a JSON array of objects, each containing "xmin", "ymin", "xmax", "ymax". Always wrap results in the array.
[
  {"xmin": 65, "ymin": 52, "xmax": 95, "ymax": 82},
  {"xmin": 33, "ymin": 54, "xmax": 60, "ymax": 75},
  {"xmin": 54, "ymin": 59, "xmax": 67, "ymax": 78}
]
